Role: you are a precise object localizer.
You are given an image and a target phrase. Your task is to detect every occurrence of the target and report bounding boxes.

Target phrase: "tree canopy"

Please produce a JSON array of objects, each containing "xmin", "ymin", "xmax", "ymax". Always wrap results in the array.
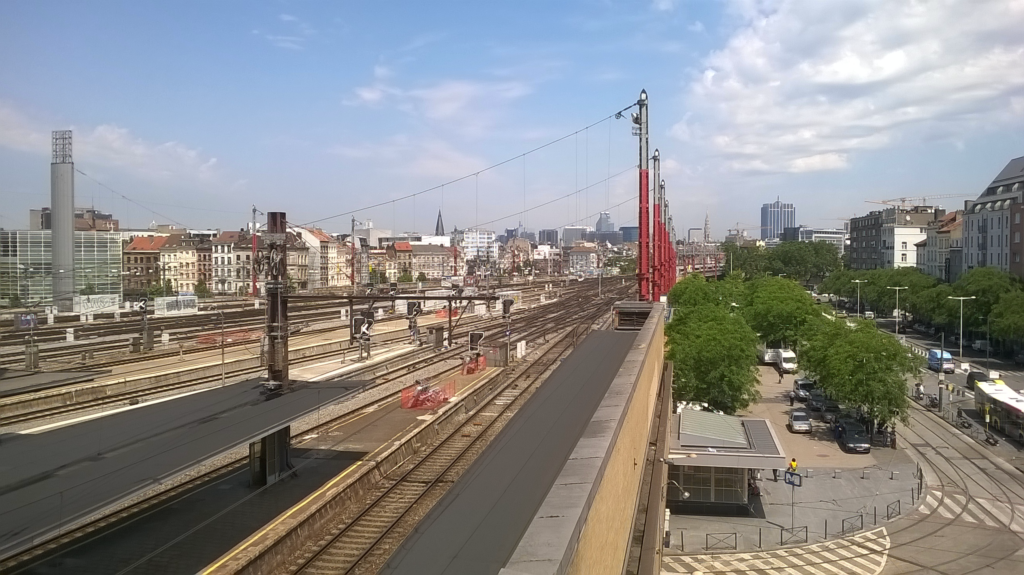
[
  {"xmin": 800, "ymin": 319, "xmax": 921, "ymax": 426},
  {"xmin": 667, "ymin": 305, "xmax": 760, "ymax": 414},
  {"xmin": 741, "ymin": 277, "xmax": 820, "ymax": 349},
  {"xmin": 722, "ymin": 240, "xmax": 840, "ymax": 283}
]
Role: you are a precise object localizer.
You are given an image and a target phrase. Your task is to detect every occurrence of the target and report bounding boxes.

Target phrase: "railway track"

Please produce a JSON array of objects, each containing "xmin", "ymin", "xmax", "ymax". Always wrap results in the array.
[
  {"xmin": 0, "ymin": 281, "xmax": 581, "ymax": 368},
  {"xmin": 0, "ymin": 285, "xmax": 625, "ymax": 574},
  {"xmin": 283, "ymin": 295, "xmax": 619, "ymax": 574},
  {"xmin": 0, "ymin": 285, "xmax": 601, "ymax": 427}
]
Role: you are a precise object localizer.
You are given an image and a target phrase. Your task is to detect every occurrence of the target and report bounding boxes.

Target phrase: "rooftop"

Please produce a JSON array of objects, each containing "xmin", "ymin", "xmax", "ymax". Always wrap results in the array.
[{"xmin": 667, "ymin": 411, "xmax": 786, "ymax": 469}]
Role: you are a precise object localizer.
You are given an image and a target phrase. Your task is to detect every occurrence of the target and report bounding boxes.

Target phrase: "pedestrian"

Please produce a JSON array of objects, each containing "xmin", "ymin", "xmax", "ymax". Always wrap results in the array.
[
  {"xmin": 772, "ymin": 468, "xmax": 779, "ymax": 481},
  {"xmin": 788, "ymin": 458, "xmax": 798, "ymax": 473},
  {"xmin": 789, "ymin": 391, "xmax": 795, "ymax": 406}
]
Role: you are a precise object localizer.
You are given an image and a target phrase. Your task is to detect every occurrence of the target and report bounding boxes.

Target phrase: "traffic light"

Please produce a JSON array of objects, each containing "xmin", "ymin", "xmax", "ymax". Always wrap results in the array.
[
  {"xmin": 360, "ymin": 309, "xmax": 374, "ymax": 341},
  {"xmin": 502, "ymin": 298, "xmax": 514, "ymax": 318},
  {"xmin": 389, "ymin": 282, "xmax": 398, "ymax": 295}
]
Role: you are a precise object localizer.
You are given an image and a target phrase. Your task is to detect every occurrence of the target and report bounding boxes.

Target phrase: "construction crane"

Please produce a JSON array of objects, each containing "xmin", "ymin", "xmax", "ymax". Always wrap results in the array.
[
  {"xmin": 727, "ymin": 222, "xmax": 770, "ymax": 238},
  {"xmin": 865, "ymin": 194, "xmax": 970, "ymax": 208}
]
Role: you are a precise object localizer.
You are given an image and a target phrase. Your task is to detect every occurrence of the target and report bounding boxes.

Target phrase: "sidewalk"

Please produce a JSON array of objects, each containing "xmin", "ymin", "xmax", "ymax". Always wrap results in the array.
[{"xmin": 667, "ymin": 367, "xmax": 920, "ymax": 554}]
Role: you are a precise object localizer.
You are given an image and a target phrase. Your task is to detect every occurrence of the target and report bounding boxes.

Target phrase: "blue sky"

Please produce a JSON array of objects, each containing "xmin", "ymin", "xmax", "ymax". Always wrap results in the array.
[{"xmin": 2, "ymin": 0, "xmax": 1023, "ymax": 239}]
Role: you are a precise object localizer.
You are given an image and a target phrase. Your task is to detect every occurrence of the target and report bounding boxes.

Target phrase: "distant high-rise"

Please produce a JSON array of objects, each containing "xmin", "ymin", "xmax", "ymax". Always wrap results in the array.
[
  {"xmin": 760, "ymin": 199, "xmax": 796, "ymax": 240},
  {"xmin": 620, "ymin": 226, "xmax": 639, "ymax": 244},
  {"xmin": 704, "ymin": 212, "xmax": 711, "ymax": 243},
  {"xmin": 595, "ymin": 211, "xmax": 614, "ymax": 232},
  {"xmin": 562, "ymin": 226, "xmax": 589, "ymax": 246},
  {"xmin": 538, "ymin": 229, "xmax": 558, "ymax": 245}
]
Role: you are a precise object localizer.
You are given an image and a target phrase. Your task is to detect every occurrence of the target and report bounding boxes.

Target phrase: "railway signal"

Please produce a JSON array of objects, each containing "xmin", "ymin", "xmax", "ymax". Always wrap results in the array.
[
  {"xmin": 469, "ymin": 331, "xmax": 484, "ymax": 352},
  {"xmin": 502, "ymin": 298, "xmax": 514, "ymax": 318}
]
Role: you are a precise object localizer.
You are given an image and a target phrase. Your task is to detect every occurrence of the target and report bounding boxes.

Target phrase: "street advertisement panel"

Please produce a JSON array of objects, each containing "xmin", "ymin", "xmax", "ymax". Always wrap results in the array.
[
  {"xmin": 154, "ymin": 295, "xmax": 199, "ymax": 316},
  {"xmin": 73, "ymin": 294, "xmax": 122, "ymax": 314}
]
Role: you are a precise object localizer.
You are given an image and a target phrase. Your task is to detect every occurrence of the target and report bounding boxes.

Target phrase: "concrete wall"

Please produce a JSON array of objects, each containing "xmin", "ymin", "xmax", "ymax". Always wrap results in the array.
[{"xmin": 501, "ymin": 303, "xmax": 665, "ymax": 575}]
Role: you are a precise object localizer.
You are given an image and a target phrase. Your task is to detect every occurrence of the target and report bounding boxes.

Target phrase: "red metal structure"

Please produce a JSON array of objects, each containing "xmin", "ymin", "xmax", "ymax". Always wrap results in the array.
[{"xmin": 634, "ymin": 90, "xmax": 650, "ymax": 302}]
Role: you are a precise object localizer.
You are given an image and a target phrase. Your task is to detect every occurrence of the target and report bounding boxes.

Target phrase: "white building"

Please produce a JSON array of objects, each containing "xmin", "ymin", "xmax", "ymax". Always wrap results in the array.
[
  {"xmin": 963, "ymin": 157, "xmax": 1024, "ymax": 274},
  {"xmin": 881, "ymin": 207, "xmax": 943, "ymax": 268},
  {"xmin": 457, "ymin": 229, "xmax": 498, "ymax": 261},
  {"xmin": 569, "ymin": 246, "xmax": 598, "ymax": 274}
]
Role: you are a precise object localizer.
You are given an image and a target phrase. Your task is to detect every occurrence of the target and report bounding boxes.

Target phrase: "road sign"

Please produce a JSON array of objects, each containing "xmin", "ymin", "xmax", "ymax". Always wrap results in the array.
[
  {"xmin": 18, "ymin": 313, "xmax": 37, "ymax": 329},
  {"xmin": 138, "ymin": 298, "xmax": 148, "ymax": 314},
  {"xmin": 784, "ymin": 471, "xmax": 802, "ymax": 487}
]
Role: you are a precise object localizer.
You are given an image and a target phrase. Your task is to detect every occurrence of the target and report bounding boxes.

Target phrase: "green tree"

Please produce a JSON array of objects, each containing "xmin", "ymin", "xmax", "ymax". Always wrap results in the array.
[
  {"xmin": 666, "ymin": 274, "xmax": 716, "ymax": 310},
  {"xmin": 606, "ymin": 255, "xmax": 636, "ymax": 276},
  {"xmin": 194, "ymin": 280, "xmax": 211, "ymax": 298},
  {"xmin": 952, "ymin": 267, "xmax": 1022, "ymax": 329},
  {"xmin": 741, "ymin": 277, "xmax": 819, "ymax": 349},
  {"xmin": 801, "ymin": 319, "xmax": 921, "ymax": 427},
  {"xmin": 147, "ymin": 283, "xmax": 165, "ymax": 300},
  {"xmin": 667, "ymin": 305, "xmax": 760, "ymax": 414},
  {"xmin": 416, "ymin": 271, "xmax": 428, "ymax": 282},
  {"xmin": 990, "ymin": 291, "xmax": 1024, "ymax": 340},
  {"xmin": 80, "ymin": 282, "xmax": 98, "ymax": 296},
  {"xmin": 162, "ymin": 279, "xmax": 174, "ymax": 297},
  {"xmin": 398, "ymin": 271, "xmax": 413, "ymax": 283},
  {"xmin": 909, "ymin": 284, "xmax": 957, "ymax": 327}
]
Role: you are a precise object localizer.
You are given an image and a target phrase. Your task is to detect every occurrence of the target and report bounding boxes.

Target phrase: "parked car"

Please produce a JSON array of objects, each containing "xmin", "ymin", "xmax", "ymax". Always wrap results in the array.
[
  {"xmin": 966, "ymin": 370, "xmax": 991, "ymax": 390},
  {"xmin": 1015, "ymin": 352, "xmax": 1024, "ymax": 367},
  {"xmin": 831, "ymin": 411, "xmax": 862, "ymax": 433},
  {"xmin": 807, "ymin": 391, "xmax": 827, "ymax": 412},
  {"xmin": 972, "ymin": 340, "xmax": 990, "ymax": 352},
  {"xmin": 793, "ymin": 378, "xmax": 817, "ymax": 401},
  {"xmin": 838, "ymin": 425, "xmax": 872, "ymax": 453},
  {"xmin": 788, "ymin": 411, "xmax": 812, "ymax": 433},
  {"xmin": 864, "ymin": 311, "xmax": 875, "ymax": 320},
  {"xmin": 896, "ymin": 324, "xmax": 907, "ymax": 334},
  {"xmin": 836, "ymin": 311, "xmax": 848, "ymax": 319},
  {"xmin": 820, "ymin": 401, "xmax": 842, "ymax": 424}
]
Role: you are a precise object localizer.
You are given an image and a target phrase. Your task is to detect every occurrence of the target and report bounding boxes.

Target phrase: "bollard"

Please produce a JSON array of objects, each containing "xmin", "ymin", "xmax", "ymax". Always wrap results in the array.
[
  {"xmin": 824, "ymin": 519, "xmax": 828, "ymax": 540},
  {"xmin": 834, "ymin": 469, "xmax": 841, "ymax": 479},
  {"xmin": 891, "ymin": 470, "xmax": 899, "ymax": 480},
  {"xmin": 862, "ymin": 468, "xmax": 870, "ymax": 479},
  {"xmin": 874, "ymin": 506, "xmax": 877, "ymax": 525},
  {"xmin": 806, "ymin": 468, "xmax": 813, "ymax": 478}
]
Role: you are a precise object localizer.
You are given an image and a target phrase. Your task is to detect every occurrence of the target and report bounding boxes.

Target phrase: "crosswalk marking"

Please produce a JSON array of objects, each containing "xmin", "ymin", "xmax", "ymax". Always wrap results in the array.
[
  {"xmin": 915, "ymin": 489, "xmax": 1024, "ymax": 532},
  {"xmin": 662, "ymin": 528, "xmax": 889, "ymax": 574}
]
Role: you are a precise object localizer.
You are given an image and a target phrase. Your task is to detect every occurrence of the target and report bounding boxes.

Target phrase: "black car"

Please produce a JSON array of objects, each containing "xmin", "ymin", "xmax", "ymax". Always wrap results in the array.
[
  {"xmin": 831, "ymin": 411, "xmax": 862, "ymax": 433},
  {"xmin": 807, "ymin": 391, "xmax": 827, "ymax": 411},
  {"xmin": 1015, "ymin": 352, "xmax": 1024, "ymax": 367},
  {"xmin": 966, "ymin": 370, "xmax": 991, "ymax": 390},
  {"xmin": 896, "ymin": 324, "xmax": 907, "ymax": 334},
  {"xmin": 820, "ymin": 401, "xmax": 842, "ymax": 423},
  {"xmin": 838, "ymin": 427, "xmax": 872, "ymax": 453}
]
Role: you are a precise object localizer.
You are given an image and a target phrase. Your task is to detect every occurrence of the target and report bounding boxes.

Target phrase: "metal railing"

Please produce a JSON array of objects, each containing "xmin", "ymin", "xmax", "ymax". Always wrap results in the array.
[
  {"xmin": 841, "ymin": 514, "xmax": 863, "ymax": 536},
  {"xmin": 705, "ymin": 532, "xmax": 737, "ymax": 551},
  {"xmin": 780, "ymin": 526, "xmax": 807, "ymax": 546},
  {"xmin": 887, "ymin": 500, "xmax": 901, "ymax": 520}
]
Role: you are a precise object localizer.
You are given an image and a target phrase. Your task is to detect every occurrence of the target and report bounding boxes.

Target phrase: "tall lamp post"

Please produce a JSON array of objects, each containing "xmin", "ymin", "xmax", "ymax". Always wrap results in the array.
[
  {"xmin": 948, "ymin": 296, "xmax": 976, "ymax": 359},
  {"xmin": 852, "ymin": 279, "xmax": 867, "ymax": 318},
  {"xmin": 887, "ymin": 286, "xmax": 907, "ymax": 335}
]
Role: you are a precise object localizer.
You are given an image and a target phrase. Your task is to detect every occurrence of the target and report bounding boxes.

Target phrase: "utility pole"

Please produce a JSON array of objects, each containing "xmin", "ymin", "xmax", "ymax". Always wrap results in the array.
[
  {"xmin": 887, "ymin": 286, "xmax": 907, "ymax": 336},
  {"xmin": 852, "ymin": 279, "xmax": 867, "ymax": 318},
  {"xmin": 217, "ymin": 310, "xmax": 225, "ymax": 386},
  {"xmin": 251, "ymin": 205, "xmax": 258, "ymax": 298},
  {"xmin": 948, "ymin": 296, "xmax": 976, "ymax": 359},
  {"xmin": 651, "ymin": 149, "xmax": 661, "ymax": 301},
  {"xmin": 265, "ymin": 212, "xmax": 289, "ymax": 387},
  {"xmin": 633, "ymin": 89, "xmax": 650, "ymax": 302}
]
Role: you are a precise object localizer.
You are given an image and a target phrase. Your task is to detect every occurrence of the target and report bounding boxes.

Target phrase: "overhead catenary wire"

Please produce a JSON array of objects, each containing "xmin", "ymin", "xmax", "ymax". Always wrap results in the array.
[
  {"xmin": 295, "ymin": 102, "xmax": 638, "ymax": 228},
  {"xmin": 74, "ymin": 168, "xmax": 190, "ymax": 229}
]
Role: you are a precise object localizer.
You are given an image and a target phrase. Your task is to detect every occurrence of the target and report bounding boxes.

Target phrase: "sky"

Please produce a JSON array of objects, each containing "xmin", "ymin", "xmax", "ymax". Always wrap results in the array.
[{"xmin": 1, "ymin": 0, "xmax": 1023, "ymax": 240}]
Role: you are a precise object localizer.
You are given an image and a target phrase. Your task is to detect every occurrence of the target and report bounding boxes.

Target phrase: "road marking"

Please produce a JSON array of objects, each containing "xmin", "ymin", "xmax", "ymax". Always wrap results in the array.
[
  {"xmin": 921, "ymin": 493, "xmax": 939, "ymax": 514},
  {"xmin": 977, "ymin": 498, "xmax": 1012, "ymax": 526},
  {"xmin": 937, "ymin": 501, "xmax": 957, "ymax": 519}
]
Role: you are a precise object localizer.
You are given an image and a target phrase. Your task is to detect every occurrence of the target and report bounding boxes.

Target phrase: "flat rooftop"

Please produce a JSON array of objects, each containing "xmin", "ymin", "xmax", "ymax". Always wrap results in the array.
[
  {"xmin": 381, "ymin": 330, "xmax": 637, "ymax": 575},
  {"xmin": 0, "ymin": 379, "xmax": 364, "ymax": 560},
  {"xmin": 666, "ymin": 410, "xmax": 787, "ymax": 469}
]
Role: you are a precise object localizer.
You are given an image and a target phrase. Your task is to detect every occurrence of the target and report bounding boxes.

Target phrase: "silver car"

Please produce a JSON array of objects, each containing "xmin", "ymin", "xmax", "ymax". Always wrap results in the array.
[{"xmin": 788, "ymin": 411, "xmax": 812, "ymax": 433}]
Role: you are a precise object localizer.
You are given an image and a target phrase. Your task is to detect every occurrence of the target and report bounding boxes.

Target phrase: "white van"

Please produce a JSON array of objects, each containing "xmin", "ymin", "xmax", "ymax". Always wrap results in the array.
[{"xmin": 778, "ymin": 349, "xmax": 798, "ymax": 374}]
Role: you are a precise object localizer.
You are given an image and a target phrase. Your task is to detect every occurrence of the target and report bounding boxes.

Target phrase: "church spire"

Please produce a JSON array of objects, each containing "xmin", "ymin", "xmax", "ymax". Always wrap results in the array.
[
  {"xmin": 435, "ymin": 209, "xmax": 445, "ymax": 236},
  {"xmin": 703, "ymin": 211, "xmax": 711, "ymax": 243}
]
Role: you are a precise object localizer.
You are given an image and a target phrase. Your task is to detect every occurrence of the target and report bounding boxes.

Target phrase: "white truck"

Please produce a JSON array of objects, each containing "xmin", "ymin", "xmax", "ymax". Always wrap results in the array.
[{"xmin": 759, "ymin": 344, "xmax": 797, "ymax": 374}]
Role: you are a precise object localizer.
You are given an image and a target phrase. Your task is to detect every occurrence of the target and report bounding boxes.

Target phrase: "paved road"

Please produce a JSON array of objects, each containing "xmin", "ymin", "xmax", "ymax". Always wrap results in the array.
[
  {"xmin": 0, "ymin": 380, "xmax": 360, "ymax": 559},
  {"xmin": 382, "ymin": 330, "xmax": 637, "ymax": 575}
]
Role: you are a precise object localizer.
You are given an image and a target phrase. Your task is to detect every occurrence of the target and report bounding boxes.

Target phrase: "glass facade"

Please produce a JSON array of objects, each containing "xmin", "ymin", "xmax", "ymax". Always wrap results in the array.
[
  {"xmin": 0, "ymin": 230, "xmax": 123, "ymax": 306},
  {"xmin": 668, "ymin": 465, "xmax": 747, "ymax": 506}
]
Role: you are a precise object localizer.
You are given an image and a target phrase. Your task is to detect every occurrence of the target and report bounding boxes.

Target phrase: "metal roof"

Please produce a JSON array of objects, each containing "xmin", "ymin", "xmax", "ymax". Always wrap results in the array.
[
  {"xmin": 991, "ymin": 156, "xmax": 1024, "ymax": 186},
  {"xmin": 678, "ymin": 409, "xmax": 748, "ymax": 449}
]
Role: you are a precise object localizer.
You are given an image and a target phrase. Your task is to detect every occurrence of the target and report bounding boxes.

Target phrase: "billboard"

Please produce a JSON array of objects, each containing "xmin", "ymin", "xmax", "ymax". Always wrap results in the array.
[
  {"xmin": 73, "ymin": 294, "xmax": 122, "ymax": 314},
  {"xmin": 154, "ymin": 295, "xmax": 199, "ymax": 316}
]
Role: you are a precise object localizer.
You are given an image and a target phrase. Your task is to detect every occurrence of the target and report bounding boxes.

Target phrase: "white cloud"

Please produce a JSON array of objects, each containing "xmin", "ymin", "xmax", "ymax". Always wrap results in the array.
[
  {"xmin": 652, "ymin": 0, "xmax": 677, "ymax": 11},
  {"xmin": 0, "ymin": 101, "xmax": 221, "ymax": 183},
  {"xmin": 261, "ymin": 13, "xmax": 316, "ymax": 49},
  {"xmin": 688, "ymin": 21, "xmax": 705, "ymax": 32},
  {"xmin": 345, "ymin": 76, "xmax": 532, "ymax": 137},
  {"xmin": 676, "ymin": 0, "xmax": 1024, "ymax": 174},
  {"xmin": 330, "ymin": 135, "xmax": 486, "ymax": 181}
]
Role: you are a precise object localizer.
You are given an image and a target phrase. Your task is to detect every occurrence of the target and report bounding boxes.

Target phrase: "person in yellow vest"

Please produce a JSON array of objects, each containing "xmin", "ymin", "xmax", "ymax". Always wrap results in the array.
[{"xmin": 788, "ymin": 458, "xmax": 798, "ymax": 473}]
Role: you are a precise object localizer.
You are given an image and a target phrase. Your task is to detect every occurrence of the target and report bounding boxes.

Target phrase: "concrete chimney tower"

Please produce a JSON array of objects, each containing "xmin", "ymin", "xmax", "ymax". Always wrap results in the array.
[{"xmin": 51, "ymin": 130, "xmax": 75, "ymax": 311}]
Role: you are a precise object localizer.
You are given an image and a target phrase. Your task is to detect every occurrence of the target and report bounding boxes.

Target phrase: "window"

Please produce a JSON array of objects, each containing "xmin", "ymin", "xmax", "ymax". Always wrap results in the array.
[
  {"xmin": 1017, "ymin": 213, "xmax": 1022, "ymax": 225},
  {"xmin": 1016, "ymin": 232, "xmax": 1021, "ymax": 244},
  {"xmin": 901, "ymin": 241, "xmax": 907, "ymax": 250}
]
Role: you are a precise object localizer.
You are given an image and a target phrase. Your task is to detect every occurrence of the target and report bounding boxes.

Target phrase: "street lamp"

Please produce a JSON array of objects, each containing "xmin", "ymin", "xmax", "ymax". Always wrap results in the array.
[
  {"xmin": 947, "ymin": 296, "xmax": 976, "ymax": 359},
  {"xmin": 851, "ymin": 279, "xmax": 867, "ymax": 318},
  {"xmin": 887, "ymin": 286, "xmax": 907, "ymax": 334}
]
